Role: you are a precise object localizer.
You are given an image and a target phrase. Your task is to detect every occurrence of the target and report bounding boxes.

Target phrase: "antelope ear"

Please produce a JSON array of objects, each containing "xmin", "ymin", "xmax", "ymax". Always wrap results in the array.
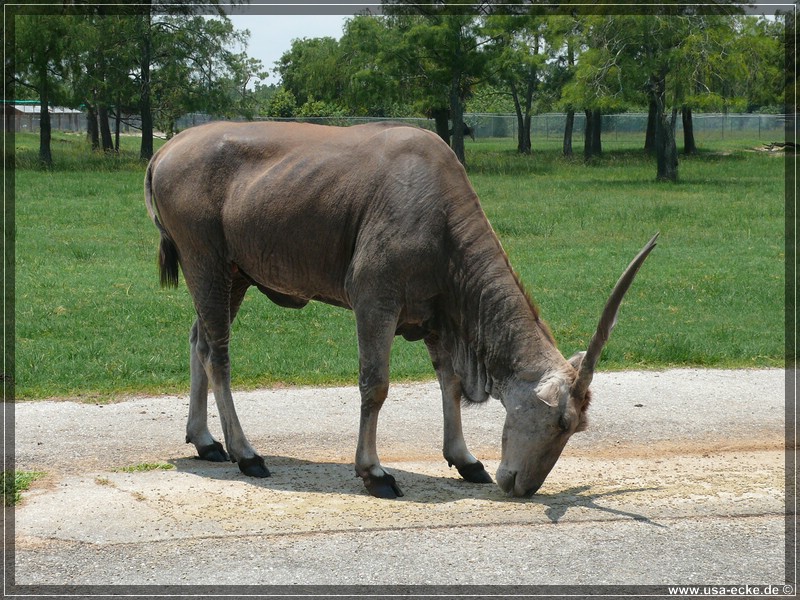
[
  {"xmin": 568, "ymin": 351, "xmax": 586, "ymax": 372},
  {"xmin": 534, "ymin": 379, "xmax": 562, "ymax": 406}
]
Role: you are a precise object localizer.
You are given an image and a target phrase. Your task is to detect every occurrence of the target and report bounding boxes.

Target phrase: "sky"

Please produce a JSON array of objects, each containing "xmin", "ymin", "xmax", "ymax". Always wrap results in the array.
[{"xmin": 227, "ymin": 15, "xmax": 352, "ymax": 83}]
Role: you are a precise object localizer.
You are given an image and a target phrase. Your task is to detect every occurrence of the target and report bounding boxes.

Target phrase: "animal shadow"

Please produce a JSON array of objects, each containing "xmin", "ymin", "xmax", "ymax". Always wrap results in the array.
[
  {"xmin": 171, "ymin": 455, "xmax": 666, "ymax": 526},
  {"xmin": 532, "ymin": 484, "xmax": 667, "ymax": 528},
  {"xmin": 170, "ymin": 454, "xmax": 502, "ymax": 502}
]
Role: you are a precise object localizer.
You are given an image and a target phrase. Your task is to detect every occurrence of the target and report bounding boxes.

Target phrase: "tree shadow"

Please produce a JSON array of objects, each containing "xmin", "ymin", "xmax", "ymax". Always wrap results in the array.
[{"xmin": 169, "ymin": 455, "xmax": 666, "ymax": 527}]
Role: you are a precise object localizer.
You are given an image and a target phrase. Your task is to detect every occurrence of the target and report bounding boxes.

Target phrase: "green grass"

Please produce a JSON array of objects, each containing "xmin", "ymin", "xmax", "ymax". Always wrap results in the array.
[
  {"xmin": 114, "ymin": 462, "xmax": 175, "ymax": 473},
  {"xmin": 2, "ymin": 470, "xmax": 45, "ymax": 506},
  {"xmin": 12, "ymin": 131, "xmax": 785, "ymax": 400}
]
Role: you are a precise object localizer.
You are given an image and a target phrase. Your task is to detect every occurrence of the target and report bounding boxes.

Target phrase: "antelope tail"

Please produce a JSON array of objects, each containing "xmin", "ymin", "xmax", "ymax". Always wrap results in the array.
[{"xmin": 144, "ymin": 161, "xmax": 180, "ymax": 289}]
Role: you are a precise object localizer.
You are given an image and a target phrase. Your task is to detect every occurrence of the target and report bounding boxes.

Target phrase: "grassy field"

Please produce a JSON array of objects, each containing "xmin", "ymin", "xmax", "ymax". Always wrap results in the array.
[{"xmin": 12, "ymin": 131, "xmax": 785, "ymax": 400}]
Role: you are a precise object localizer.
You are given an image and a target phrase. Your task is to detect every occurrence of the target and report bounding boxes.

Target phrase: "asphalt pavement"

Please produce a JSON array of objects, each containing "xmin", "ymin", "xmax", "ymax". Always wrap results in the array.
[{"xmin": 9, "ymin": 368, "xmax": 794, "ymax": 596}]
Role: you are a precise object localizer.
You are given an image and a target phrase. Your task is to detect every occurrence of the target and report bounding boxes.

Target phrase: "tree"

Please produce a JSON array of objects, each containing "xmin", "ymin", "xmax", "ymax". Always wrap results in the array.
[
  {"xmin": 276, "ymin": 36, "xmax": 345, "ymax": 109},
  {"xmin": 729, "ymin": 15, "xmax": 784, "ymax": 112},
  {"xmin": 65, "ymin": 12, "xmax": 138, "ymax": 153},
  {"xmin": 553, "ymin": 16, "xmax": 581, "ymax": 158},
  {"xmin": 135, "ymin": 9, "xmax": 156, "ymax": 160},
  {"xmin": 565, "ymin": 14, "xmax": 714, "ymax": 180},
  {"xmin": 228, "ymin": 54, "xmax": 269, "ymax": 119},
  {"xmin": 13, "ymin": 13, "xmax": 71, "ymax": 167},
  {"xmin": 130, "ymin": 2, "xmax": 234, "ymax": 160},
  {"xmin": 638, "ymin": 12, "xmax": 778, "ymax": 160},
  {"xmin": 561, "ymin": 15, "xmax": 631, "ymax": 162},
  {"xmin": 391, "ymin": 11, "xmax": 487, "ymax": 165},
  {"xmin": 339, "ymin": 16, "xmax": 407, "ymax": 116},
  {"xmin": 484, "ymin": 14, "xmax": 549, "ymax": 154},
  {"xmin": 149, "ymin": 15, "xmax": 258, "ymax": 137},
  {"xmin": 266, "ymin": 87, "xmax": 297, "ymax": 117},
  {"xmin": 13, "ymin": 6, "xmax": 263, "ymax": 162},
  {"xmin": 274, "ymin": 17, "xmax": 410, "ymax": 118}
]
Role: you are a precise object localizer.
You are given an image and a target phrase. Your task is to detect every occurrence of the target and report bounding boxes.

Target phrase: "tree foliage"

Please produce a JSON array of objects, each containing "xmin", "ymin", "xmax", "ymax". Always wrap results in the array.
[
  {"xmin": 9, "ymin": 6, "xmax": 788, "ymax": 174},
  {"xmin": 13, "ymin": 13, "xmax": 72, "ymax": 166},
  {"xmin": 150, "ymin": 15, "xmax": 258, "ymax": 137},
  {"xmin": 276, "ymin": 36, "xmax": 344, "ymax": 109},
  {"xmin": 10, "ymin": 5, "xmax": 265, "ymax": 163}
]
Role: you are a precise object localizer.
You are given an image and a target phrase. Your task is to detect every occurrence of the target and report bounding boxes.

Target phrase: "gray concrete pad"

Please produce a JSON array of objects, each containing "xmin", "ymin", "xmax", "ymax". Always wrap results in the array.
[{"xmin": 10, "ymin": 368, "xmax": 793, "ymax": 592}]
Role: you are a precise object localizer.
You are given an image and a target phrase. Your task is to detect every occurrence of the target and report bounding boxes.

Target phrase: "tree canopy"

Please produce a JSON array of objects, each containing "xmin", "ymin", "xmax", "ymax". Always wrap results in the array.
[
  {"xmin": 271, "ymin": 9, "xmax": 785, "ymax": 176},
  {"xmin": 8, "ymin": 5, "xmax": 789, "ymax": 177},
  {"xmin": 9, "ymin": 4, "xmax": 266, "ymax": 163}
]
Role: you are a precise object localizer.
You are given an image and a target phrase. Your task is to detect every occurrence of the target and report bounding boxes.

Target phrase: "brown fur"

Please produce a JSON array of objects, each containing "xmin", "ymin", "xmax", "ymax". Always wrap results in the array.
[{"xmin": 143, "ymin": 120, "xmax": 655, "ymax": 498}]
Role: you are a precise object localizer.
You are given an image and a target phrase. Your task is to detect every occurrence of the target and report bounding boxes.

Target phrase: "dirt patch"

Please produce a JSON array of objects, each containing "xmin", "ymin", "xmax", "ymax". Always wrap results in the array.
[{"xmin": 15, "ymin": 448, "xmax": 784, "ymax": 550}]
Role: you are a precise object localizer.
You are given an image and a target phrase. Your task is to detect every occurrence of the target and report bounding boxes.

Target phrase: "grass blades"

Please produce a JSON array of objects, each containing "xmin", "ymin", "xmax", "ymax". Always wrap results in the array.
[
  {"xmin": 12, "ymin": 132, "xmax": 785, "ymax": 400},
  {"xmin": 114, "ymin": 463, "xmax": 175, "ymax": 473},
  {"xmin": 2, "ymin": 470, "xmax": 45, "ymax": 506}
]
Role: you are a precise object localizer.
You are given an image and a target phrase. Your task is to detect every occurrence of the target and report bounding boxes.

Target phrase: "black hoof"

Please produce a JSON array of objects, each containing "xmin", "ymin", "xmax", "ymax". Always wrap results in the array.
[
  {"xmin": 195, "ymin": 441, "xmax": 229, "ymax": 463},
  {"xmin": 363, "ymin": 471, "xmax": 404, "ymax": 499},
  {"xmin": 238, "ymin": 455, "xmax": 271, "ymax": 478},
  {"xmin": 457, "ymin": 460, "xmax": 493, "ymax": 484}
]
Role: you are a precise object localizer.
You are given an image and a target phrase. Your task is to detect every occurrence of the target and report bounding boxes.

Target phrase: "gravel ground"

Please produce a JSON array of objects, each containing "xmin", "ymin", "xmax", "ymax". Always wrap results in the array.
[{"xmin": 10, "ymin": 368, "xmax": 794, "ymax": 594}]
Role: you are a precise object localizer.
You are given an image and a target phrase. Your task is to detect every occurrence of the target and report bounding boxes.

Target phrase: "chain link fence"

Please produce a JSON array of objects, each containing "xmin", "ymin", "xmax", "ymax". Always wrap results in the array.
[
  {"xmin": 179, "ymin": 111, "xmax": 790, "ymax": 144},
  {"xmin": 11, "ymin": 106, "xmax": 790, "ymax": 145},
  {"xmin": 7, "ymin": 105, "xmax": 142, "ymax": 136},
  {"xmin": 454, "ymin": 112, "xmax": 788, "ymax": 143}
]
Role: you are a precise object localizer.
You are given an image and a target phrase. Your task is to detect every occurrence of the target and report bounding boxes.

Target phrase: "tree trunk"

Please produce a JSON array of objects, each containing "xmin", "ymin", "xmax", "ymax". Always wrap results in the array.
[
  {"xmin": 87, "ymin": 105, "xmax": 99, "ymax": 150},
  {"xmin": 520, "ymin": 77, "xmax": 536, "ymax": 155},
  {"xmin": 563, "ymin": 108, "xmax": 574, "ymax": 157},
  {"xmin": 432, "ymin": 107, "xmax": 450, "ymax": 146},
  {"xmin": 510, "ymin": 83, "xmax": 528, "ymax": 155},
  {"xmin": 114, "ymin": 102, "xmax": 121, "ymax": 153},
  {"xmin": 644, "ymin": 75, "xmax": 666, "ymax": 156},
  {"xmin": 520, "ymin": 114, "xmax": 531, "ymax": 154},
  {"xmin": 645, "ymin": 97, "xmax": 657, "ymax": 155},
  {"xmin": 509, "ymin": 69, "xmax": 537, "ymax": 155},
  {"xmin": 656, "ymin": 119, "xmax": 678, "ymax": 181},
  {"xmin": 682, "ymin": 105, "xmax": 697, "ymax": 155},
  {"xmin": 591, "ymin": 109, "xmax": 602, "ymax": 156},
  {"xmin": 38, "ymin": 74, "xmax": 52, "ymax": 167},
  {"xmin": 139, "ymin": 11, "xmax": 154, "ymax": 161},
  {"xmin": 583, "ymin": 109, "xmax": 593, "ymax": 160},
  {"xmin": 99, "ymin": 106, "xmax": 113, "ymax": 152},
  {"xmin": 450, "ymin": 77, "xmax": 466, "ymax": 167},
  {"xmin": 654, "ymin": 74, "xmax": 678, "ymax": 182},
  {"xmin": 563, "ymin": 39, "xmax": 575, "ymax": 158}
]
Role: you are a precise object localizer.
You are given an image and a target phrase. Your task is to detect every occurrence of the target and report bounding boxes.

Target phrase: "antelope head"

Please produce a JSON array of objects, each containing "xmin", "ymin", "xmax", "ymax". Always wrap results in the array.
[{"xmin": 496, "ymin": 233, "xmax": 659, "ymax": 497}]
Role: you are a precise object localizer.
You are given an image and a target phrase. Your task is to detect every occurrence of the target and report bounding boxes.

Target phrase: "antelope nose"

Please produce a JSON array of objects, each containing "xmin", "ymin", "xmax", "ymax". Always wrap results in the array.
[
  {"xmin": 495, "ymin": 467, "xmax": 517, "ymax": 495},
  {"xmin": 521, "ymin": 482, "xmax": 542, "ymax": 497}
]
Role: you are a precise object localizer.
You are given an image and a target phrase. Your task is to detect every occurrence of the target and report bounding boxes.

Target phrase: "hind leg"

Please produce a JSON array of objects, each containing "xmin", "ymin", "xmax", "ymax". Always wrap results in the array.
[
  {"xmin": 186, "ymin": 319, "xmax": 228, "ymax": 462},
  {"xmin": 186, "ymin": 275, "xmax": 250, "ymax": 463},
  {"xmin": 184, "ymin": 264, "xmax": 269, "ymax": 477}
]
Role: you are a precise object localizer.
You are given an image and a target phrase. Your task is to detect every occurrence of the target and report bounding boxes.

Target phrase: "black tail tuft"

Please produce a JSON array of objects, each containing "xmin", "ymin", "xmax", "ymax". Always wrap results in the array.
[{"xmin": 159, "ymin": 236, "xmax": 180, "ymax": 288}]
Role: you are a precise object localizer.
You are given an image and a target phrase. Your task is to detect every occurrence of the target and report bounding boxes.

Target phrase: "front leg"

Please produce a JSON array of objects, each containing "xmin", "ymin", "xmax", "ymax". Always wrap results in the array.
[
  {"xmin": 426, "ymin": 338, "xmax": 493, "ymax": 484},
  {"xmin": 353, "ymin": 304, "xmax": 403, "ymax": 499},
  {"xmin": 355, "ymin": 381, "xmax": 404, "ymax": 499}
]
